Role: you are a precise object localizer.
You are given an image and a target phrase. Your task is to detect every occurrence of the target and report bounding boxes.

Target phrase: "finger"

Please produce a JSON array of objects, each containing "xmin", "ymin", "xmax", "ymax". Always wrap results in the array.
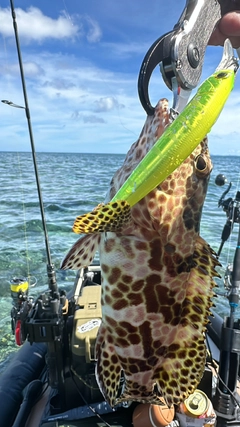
[{"xmin": 218, "ymin": 11, "xmax": 240, "ymax": 36}]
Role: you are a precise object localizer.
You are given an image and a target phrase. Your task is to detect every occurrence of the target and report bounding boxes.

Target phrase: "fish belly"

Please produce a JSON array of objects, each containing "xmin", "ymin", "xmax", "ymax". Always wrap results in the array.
[{"xmin": 95, "ymin": 148, "xmax": 218, "ymax": 406}]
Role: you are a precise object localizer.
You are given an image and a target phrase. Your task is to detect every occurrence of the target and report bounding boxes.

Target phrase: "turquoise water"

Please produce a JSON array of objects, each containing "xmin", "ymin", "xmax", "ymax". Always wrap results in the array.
[{"xmin": 0, "ymin": 151, "xmax": 240, "ymax": 372}]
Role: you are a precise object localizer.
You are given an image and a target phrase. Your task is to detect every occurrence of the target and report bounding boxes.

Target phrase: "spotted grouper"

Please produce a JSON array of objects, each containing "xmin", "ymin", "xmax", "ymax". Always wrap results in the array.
[
  {"xmin": 61, "ymin": 96, "xmax": 222, "ymax": 406},
  {"xmin": 61, "ymin": 41, "xmax": 239, "ymax": 406}
]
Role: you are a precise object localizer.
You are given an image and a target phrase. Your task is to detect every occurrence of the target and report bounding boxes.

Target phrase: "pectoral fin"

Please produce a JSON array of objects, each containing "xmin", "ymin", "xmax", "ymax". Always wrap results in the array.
[
  {"xmin": 73, "ymin": 200, "xmax": 131, "ymax": 234},
  {"xmin": 61, "ymin": 234, "xmax": 100, "ymax": 270}
]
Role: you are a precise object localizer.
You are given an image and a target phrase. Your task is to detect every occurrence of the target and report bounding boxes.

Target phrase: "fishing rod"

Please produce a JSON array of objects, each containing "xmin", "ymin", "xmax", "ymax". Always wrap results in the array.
[
  {"xmin": 8, "ymin": 0, "xmax": 57, "ymax": 294},
  {"xmin": 4, "ymin": 0, "xmax": 69, "ymax": 409},
  {"xmin": 214, "ymin": 174, "xmax": 240, "ymax": 426}
]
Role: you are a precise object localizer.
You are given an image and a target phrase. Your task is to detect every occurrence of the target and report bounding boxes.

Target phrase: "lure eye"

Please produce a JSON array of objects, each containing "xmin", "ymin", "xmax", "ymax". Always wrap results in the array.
[{"xmin": 215, "ymin": 71, "xmax": 229, "ymax": 79}]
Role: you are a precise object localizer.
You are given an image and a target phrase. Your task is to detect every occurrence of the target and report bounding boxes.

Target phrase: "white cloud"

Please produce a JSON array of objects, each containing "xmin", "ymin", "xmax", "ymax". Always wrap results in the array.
[
  {"xmin": 94, "ymin": 96, "xmax": 125, "ymax": 112},
  {"xmin": 0, "ymin": 61, "xmax": 44, "ymax": 78},
  {"xmin": 82, "ymin": 115, "xmax": 106, "ymax": 124},
  {"xmin": 101, "ymin": 41, "xmax": 151, "ymax": 58},
  {"xmin": 84, "ymin": 15, "xmax": 102, "ymax": 43},
  {"xmin": 23, "ymin": 61, "xmax": 45, "ymax": 76},
  {"xmin": 0, "ymin": 0, "xmax": 239, "ymax": 155},
  {"xmin": 0, "ymin": 46, "xmax": 146, "ymax": 153},
  {"xmin": 71, "ymin": 110, "xmax": 106, "ymax": 123},
  {"xmin": 0, "ymin": 6, "xmax": 79, "ymax": 42},
  {"xmin": 0, "ymin": 7, "xmax": 103, "ymax": 45},
  {"xmin": 43, "ymin": 78, "xmax": 76, "ymax": 90}
]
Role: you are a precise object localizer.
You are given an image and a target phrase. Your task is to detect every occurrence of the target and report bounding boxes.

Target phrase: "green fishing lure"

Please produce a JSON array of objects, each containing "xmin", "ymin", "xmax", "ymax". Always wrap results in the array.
[{"xmin": 73, "ymin": 40, "xmax": 238, "ymax": 234}]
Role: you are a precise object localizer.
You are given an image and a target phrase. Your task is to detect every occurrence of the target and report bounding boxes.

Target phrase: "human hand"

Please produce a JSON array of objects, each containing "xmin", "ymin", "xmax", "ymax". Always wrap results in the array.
[{"xmin": 209, "ymin": 11, "xmax": 240, "ymax": 47}]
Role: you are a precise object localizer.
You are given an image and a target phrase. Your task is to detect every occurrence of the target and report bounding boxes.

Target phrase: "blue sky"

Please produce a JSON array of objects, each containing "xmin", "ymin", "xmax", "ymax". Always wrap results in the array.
[{"xmin": 0, "ymin": 1, "xmax": 240, "ymax": 155}]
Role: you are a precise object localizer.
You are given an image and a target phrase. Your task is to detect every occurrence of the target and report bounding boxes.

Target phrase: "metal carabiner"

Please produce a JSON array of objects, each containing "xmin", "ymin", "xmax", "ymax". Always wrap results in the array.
[{"xmin": 138, "ymin": 0, "xmax": 223, "ymax": 115}]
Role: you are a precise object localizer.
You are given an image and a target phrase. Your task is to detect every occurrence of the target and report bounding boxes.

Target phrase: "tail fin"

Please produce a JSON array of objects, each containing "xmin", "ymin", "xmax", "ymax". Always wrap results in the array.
[{"xmin": 73, "ymin": 200, "xmax": 131, "ymax": 234}]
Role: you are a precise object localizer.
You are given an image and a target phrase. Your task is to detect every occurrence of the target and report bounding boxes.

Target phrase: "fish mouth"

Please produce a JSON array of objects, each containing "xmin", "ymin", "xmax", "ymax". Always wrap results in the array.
[{"xmin": 215, "ymin": 39, "xmax": 239, "ymax": 73}]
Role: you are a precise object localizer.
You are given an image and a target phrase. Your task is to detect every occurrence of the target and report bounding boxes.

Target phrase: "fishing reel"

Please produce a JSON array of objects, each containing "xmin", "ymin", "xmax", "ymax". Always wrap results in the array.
[
  {"xmin": 224, "ymin": 264, "xmax": 233, "ymax": 294},
  {"xmin": 10, "ymin": 277, "xmax": 34, "ymax": 346},
  {"xmin": 9, "ymin": 265, "xmax": 72, "ymax": 408},
  {"xmin": 215, "ymin": 174, "xmax": 240, "ymax": 257},
  {"xmin": 9, "ymin": 274, "xmax": 68, "ymax": 348},
  {"xmin": 215, "ymin": 174, "xmax": 240, "ymax": 305},
  {"xmin": 214, "ymin": 174, "xmax": 240, "ymax": 424},
  {"xmin": 9, "ymin": 265, "xmax": 68, "ymax": 346}
]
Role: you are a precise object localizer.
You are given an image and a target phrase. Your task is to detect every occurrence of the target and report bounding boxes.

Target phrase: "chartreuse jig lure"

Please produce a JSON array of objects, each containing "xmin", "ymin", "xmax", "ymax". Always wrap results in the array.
[{"xmin": 73, "ymin": 40, "xmax": 238, "ymax": 234}]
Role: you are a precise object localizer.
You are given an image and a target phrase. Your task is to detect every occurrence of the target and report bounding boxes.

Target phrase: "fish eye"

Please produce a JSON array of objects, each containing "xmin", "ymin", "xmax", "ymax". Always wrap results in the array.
[{"xmin": 215, "ymin": 71, "xmax": 229, "ymax": 79}]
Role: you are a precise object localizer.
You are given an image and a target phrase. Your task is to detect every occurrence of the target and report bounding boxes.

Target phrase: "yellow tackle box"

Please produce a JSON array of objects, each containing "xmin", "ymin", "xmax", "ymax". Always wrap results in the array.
[{"xmin": 72, "ymin": 284, "xmax": 102, "ymax": 362}]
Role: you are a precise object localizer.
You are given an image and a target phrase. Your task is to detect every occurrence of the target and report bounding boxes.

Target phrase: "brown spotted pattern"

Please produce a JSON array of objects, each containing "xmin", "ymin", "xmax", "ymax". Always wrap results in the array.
[
  {"xmin": 73, "ymin": 201, "xmax": 131, "ymax": 234},
  {"xmin": 61, "ymin": 233, "xmax": 101, "ymax": 270},
  {"xmin": 96, "ymin": 99, "xmax": 219, "ymax": 407},
  {"xmin": 62, "ymin": 98, "xmax": 220, "ymax": 407}
]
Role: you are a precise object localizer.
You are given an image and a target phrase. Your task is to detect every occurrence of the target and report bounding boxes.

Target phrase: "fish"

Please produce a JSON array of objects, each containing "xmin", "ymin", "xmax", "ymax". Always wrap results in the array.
[
  {"xmin": 61, "ymin": 42, "xmax": 237, "ymax": 407},
  {"xmin": 70, "ymin": 41, "xmax": 238, "ymax": 236}
]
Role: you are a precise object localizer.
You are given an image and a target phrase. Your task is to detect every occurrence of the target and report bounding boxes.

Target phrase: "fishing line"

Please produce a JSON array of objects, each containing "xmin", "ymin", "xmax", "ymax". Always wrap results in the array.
[
  {"xmin": 1, "ymin": 30, "xmax": 33, "ymax": 284},
  {"xmin": 210, "ymin": 358, "xmax": 240, "ymax": 408},
  {"xmin": 225, "ymin": 176, "xmax": 240, "ymax": 300},
  {"xmin": 62, "ymin": 0, "xmax": 74, "ymax": 27},
  {"xmin": 1, "ymin": 24, "xmax": 12, "ymax": 90},
  {"xmin": 71, "ymin": 366, "xmax": 99, "ymax": 390},
  {"xmin": 15, "ymin": 153, "xmax": 31, "ymax": 282},
  {"xmin": 206, "ymin": 334, "xmax": 240, "ymax": 410},
  {"xmin": 225, "ymin": 210, "xmax": 234, "ymax": 269},
  {"xmin": 70, "ymin": 366, "xmax": 113, "ymax": 427}
]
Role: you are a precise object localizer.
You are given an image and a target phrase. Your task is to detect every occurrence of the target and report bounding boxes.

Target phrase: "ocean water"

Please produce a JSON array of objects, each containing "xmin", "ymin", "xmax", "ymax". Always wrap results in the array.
[{"xmin": 0, "ymin": 151, "xmax": 240, "ymax": 373}]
